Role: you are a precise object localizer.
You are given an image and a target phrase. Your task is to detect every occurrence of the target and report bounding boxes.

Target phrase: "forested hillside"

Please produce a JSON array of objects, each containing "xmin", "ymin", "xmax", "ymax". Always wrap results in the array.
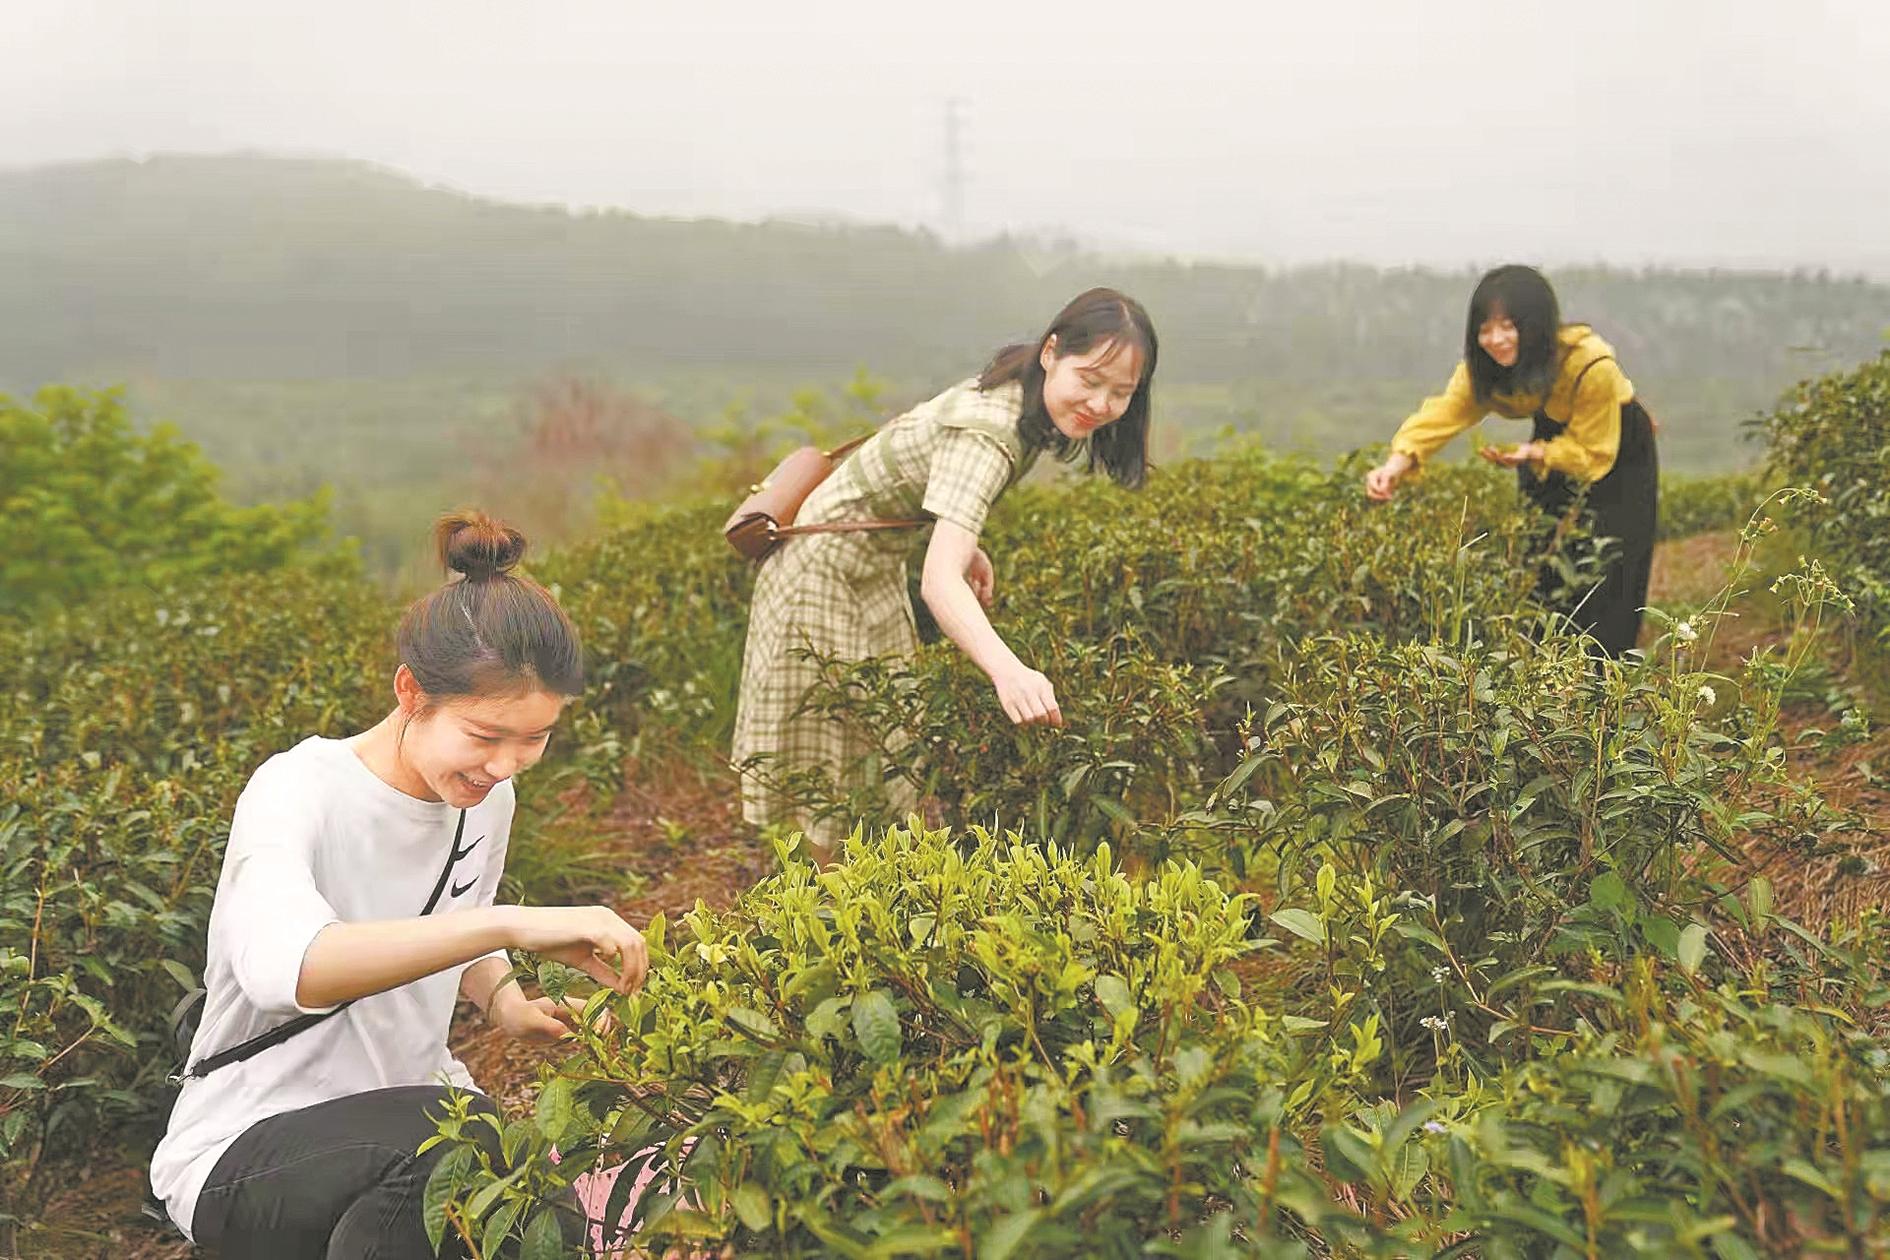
[
  {"xmin": 6, "ymin": 152, "xmax": 1889, "ymax": 575},
  {"xmin": 4, "ymin": 154, "xmax": 1886, "ymax": 388}
]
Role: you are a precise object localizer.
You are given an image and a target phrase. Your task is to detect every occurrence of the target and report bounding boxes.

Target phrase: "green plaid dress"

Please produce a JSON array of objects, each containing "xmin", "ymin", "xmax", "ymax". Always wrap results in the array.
[{"xmin": 733, "ymin": 378, "xmax": 1038, "ymax": 844}]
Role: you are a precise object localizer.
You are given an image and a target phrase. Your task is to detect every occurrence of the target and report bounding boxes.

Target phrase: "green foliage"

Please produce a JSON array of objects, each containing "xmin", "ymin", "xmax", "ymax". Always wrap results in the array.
[
  {"xmin": 0, "ymin": 559, "xmax": 616, "ymax": 1227},
  {"xmin": 10, "ymin": 349, "xmax": 1890, "ymax": 1254},
  {"xmin": 0, "ymin": 569, "xmax": 386, "ymax": 1229},
  {"xmin": 754, "ymin": 448, "xmax": 1541, "ymax": 854},
  {"xmin": 1200, "ymin": 628, "xmax": 1814, "ymax": 1067},
  {"xmin": 1436, "ymin": 929, "xmax": 1890, "ymax": 1258},
  {"xmin": 422, "ymin": 455, "xmax": 1890, "ymax": 1257},
  {"xmin": 778, "ymin": 633, "xmax": 1223, "ymax": 856},
  {"xmin": 428, "ymin": 824, "xmax": 1402, "ymax": 1258},
  {"xmin": 536, "ymin": 498, "xmax": 754, "ymax": 760},
  {"xmin": 436, "ymin": 759, "xmax": 1890, "ymax": 1258},
  {"xmin": 1200, "ymin": 496, "xmax": 1853, "ymax": 1035},
  {"xmin": 1759, "ymin": 348, "xmax": 1890, "ymax": 640},
  {"xmin": 1657, "ymin": 469, "xmax": 1766, "ymax": 541},
  {"xmin": 0, "ymin": 386, "xmax": 336, "ymax": 615}
]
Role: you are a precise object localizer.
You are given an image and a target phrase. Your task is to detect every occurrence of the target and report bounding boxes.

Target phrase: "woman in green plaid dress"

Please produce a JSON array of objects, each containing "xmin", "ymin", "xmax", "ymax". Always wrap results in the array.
[{"xmin": 733, "ymin": 288, "xmax": 1161, "ymax": 854}]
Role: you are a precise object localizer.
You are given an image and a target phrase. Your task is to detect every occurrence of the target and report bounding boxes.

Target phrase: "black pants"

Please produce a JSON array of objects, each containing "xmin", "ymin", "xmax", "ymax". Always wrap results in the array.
[
  {"xmin": 1519, "ymin": 398, "xmax": 1659, "ymax": 658},
  {"xmin": 192, "ymin": 1086, "xmax": 585, "ymax": 1259}
]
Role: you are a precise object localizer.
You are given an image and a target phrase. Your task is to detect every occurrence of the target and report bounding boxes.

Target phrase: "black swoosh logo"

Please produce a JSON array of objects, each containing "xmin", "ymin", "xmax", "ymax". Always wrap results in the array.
[
  {"xmin": 448, "ymin": 835, "xmax": 485, "ymax": 898},
  {"xmin": 421, "ymin": 820, "xmax": 484, "ymax": 917}
]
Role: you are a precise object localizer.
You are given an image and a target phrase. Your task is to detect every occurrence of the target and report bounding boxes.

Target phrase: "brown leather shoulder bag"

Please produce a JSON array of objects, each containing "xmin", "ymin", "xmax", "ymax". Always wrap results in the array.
[{"xmin": 723, "ymin": 434, "xmax": 925, "ymax": 562}]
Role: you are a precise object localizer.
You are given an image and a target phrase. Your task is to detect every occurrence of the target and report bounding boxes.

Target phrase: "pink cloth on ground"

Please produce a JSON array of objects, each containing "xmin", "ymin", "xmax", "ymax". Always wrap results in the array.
[{"xmin": 550, "ymin": 1141, "xmax": 696, "ymax": 1258}]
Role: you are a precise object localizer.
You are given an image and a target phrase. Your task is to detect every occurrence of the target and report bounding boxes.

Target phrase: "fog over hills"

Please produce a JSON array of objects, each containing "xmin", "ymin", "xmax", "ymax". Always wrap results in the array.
[
  {"xmin": 4, "ymin": 153, "xmax": 1885, "ymax": 393},
  {"xmin": 7, "ymin": 1, "xmax": 1889, "ymax": 275}
]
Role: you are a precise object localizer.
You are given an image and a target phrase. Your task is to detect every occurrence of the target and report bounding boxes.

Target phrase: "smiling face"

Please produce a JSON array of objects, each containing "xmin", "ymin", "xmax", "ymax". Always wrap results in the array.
[
  {"xmin": 1477, "ymin": 306, "xmax": 1521, "ymax": 369},
  {"xmin": 393, "ymin": 666, "xmax": 566, "ymax": 806},
  {"xmin": 1038, "ymin": 335, "xmax": 1144, "ymax": 441}
]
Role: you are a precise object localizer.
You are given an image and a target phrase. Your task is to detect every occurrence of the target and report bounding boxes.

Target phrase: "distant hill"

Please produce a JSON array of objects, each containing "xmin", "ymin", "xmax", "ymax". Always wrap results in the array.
[{"xmin": 4, "ymin": 153, "xmax": 1887, "ymax": 391}]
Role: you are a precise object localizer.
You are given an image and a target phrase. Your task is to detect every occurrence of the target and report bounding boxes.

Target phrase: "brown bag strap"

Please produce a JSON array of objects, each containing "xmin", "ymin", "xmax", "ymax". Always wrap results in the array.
[
  {"xmin": 774, "ymin": 517, "xmax": 928, "ymax": 539},
  {"xmin": 768, "ymin": 430, "xmax": 924, "ymax": 538}
]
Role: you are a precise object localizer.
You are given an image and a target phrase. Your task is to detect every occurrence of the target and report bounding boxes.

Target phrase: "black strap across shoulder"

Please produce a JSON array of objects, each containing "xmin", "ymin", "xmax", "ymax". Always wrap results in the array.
[
  {"xmin": 1567, "ymin": 354, "xmax": 1615, "ymax": 404},
  {"xmin": 172, "ymin": 809, "xmax": 469, "ymax": 1084},
  {"xmin": 1530, "ymin": 354, "xmax": 1617, "ymax": 433}
]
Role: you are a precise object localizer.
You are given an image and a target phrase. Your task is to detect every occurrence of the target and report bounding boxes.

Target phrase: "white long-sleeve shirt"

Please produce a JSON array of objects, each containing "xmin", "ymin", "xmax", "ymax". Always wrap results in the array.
[{"xmin": 149, "ymin": 735, "xmax": 513, "ymax": 1241}]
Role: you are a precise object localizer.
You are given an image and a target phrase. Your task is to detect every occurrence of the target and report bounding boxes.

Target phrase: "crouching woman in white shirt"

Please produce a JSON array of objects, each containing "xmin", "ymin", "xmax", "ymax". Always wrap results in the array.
[{"xmin": 150, "ymin": 511, "xmax": 647, "ymax": 1257}]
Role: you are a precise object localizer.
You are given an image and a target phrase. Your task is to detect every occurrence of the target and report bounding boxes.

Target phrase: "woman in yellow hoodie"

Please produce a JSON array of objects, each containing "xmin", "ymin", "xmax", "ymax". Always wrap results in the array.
[{"xmin": 1363, "ymin": 265, "xmax": 1658, "ymax": 657}]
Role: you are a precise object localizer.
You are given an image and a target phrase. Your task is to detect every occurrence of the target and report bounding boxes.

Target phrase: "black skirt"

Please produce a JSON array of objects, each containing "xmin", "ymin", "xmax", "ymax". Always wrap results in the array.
[{"xmin": 1517, "ymin": 398, "xmax": 1659, "ymax": 657}]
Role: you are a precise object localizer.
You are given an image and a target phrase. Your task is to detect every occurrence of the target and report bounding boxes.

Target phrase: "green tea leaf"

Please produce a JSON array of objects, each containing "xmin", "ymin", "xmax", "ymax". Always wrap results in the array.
[
  {"xmin": 1093, "ymin": 973, "xmax": 1133, "ymax": 1019},
  {"xmin": 852, "ymin": 989, "xmax": 901, "ymax": 1064},
  {"xmin": 1269, "ymin": 908, "xmax": 1326, "ymax": 944},
  {"xmin": 519, "ymin": 1207, "xmax": 565, "ymax": 1260},
  {"xmin": 1678, "ymin": 923, "xmax": 1709, "ymax": 974},
  {"xmin": 732, "ymin": 1182, "xmax": 771, "ymax": 1232}
]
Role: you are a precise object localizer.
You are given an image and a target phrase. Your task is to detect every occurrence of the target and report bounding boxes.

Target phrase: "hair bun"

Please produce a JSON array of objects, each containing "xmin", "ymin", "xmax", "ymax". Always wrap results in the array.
[{"xmin": 435, "ymin": 510, "xmax": 527, "ymax": 581}]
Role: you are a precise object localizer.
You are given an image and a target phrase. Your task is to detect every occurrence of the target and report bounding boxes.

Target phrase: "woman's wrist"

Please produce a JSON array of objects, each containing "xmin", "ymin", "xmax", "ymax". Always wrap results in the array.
[
  {"xmin": 986, "ymin": 650, "xmax": 1028, "ymax": 684},
  {"xmin": 483, "ymin": 904, "xmax": 524, "ymax": 951},
  {"xmin": 483, "ymin": 978, "xmax": 521, "ymax": 1023},
  {"xmin": 458, "ymin": 953, "xmax": 513, "ymax": 1020}
]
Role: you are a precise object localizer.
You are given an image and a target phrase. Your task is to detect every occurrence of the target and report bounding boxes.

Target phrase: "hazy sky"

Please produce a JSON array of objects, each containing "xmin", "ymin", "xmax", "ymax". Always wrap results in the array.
[{"xmin": 6, "ymin": 0, "xmax": 1889, "ymax": 272}]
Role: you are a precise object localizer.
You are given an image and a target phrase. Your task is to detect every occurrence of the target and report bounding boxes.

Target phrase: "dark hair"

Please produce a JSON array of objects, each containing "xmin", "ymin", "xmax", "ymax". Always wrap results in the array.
[
  {"xmin": 977, "ymin": 286, "xmax": 1157, "ymax": 489},
  {"xmin": 394, "ymin": 510, "xmax": 583, "ymax": 707},
  {"xmin": 1465, "ymin": 264, "xmax": 1562, "ymax": 405}
]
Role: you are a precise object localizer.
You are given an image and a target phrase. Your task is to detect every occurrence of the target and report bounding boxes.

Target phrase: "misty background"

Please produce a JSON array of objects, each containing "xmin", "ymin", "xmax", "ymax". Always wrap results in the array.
[
  {"xmin": 4, "ymin": 0, "xmax": 1890, "ymax": 576},
  {"xmin": 9, "ymin": 0, "xmax": 1890, "ymax": 269}
]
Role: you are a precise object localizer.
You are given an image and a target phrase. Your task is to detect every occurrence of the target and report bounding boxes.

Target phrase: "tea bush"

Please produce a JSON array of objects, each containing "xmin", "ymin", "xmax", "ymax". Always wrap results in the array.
[
  {"xmin": 1195, "ymin": 628, "xmax": 1750, "ymax": 1046},
  {"xmin": 1657, "ymin": 469, "xmax": 1765, "ymax": 541},
  {"xmin": 981, "ymin": 449, "xmax": 1536, "ymax": 670},
  {"xmin": 11, "ymin": 350, "xmax": 1890, "ymax": 1253},
  {"xmin": 533, "ymin": 499, "xmax": 753, "ymax": 760},
  {"xmin": 1243, "ymin": 875, "xmax": 1890, "ymax": 1257},
  {"xmin": 0, "ymin": 569, "xmax": 387, "ymax": 1232},
  {"xmin": 1432, "ymin": 923, "xmax": 1890, "ymax": 1258},
  {"xmin": 433, "ymin": 821, "xmax": 1890, "ymax": 1259},
  {"xmin": 421, "ymin": 824, "xmax": 1408, "ymax": 1259},
  {"xmin": 759, "ymin": 449, "xmax": 1545, "ymax": 854},
  {"xmin": 753, "ymin": 630, "xmax": 1225, "ymax": 856},
  {"xmin": 0, "ymin": 562, "xmax": 621, "ymax": 1236},
  {"xmin": 1758, "ymin": 348, "xmax": 1890, "ymax": 637}
]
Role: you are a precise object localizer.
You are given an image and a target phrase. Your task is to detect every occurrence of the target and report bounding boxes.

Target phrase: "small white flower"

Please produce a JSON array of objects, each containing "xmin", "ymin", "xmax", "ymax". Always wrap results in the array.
[
  {"xmin": 1674, "ymin": 620, "xmax": 1699, "ymax": 644},
  {"xmin": 1423, "ymin": 1120, "xmax": 1449, "ymax": 1134},
  {"xmin": 1430, "ymin": 966, "xmax": 1449, "ymax": 984},
  {"xmin": 1697, "ymin": 685, "xmax": 1717, "ymax": 708},
  {"xmin": 1419, "ymin": 1013, "xmax": 1454, "ymax": 1035}
]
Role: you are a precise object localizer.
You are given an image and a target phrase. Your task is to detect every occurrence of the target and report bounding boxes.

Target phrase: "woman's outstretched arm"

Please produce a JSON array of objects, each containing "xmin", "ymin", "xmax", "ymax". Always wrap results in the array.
[
  {"xmin": 921, "ymin": 519, "xmax": 1062, "ymax": 726},
  {"xmin": 295, "ymin": 904, "xmax": 647, "ymax": 1009}
]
